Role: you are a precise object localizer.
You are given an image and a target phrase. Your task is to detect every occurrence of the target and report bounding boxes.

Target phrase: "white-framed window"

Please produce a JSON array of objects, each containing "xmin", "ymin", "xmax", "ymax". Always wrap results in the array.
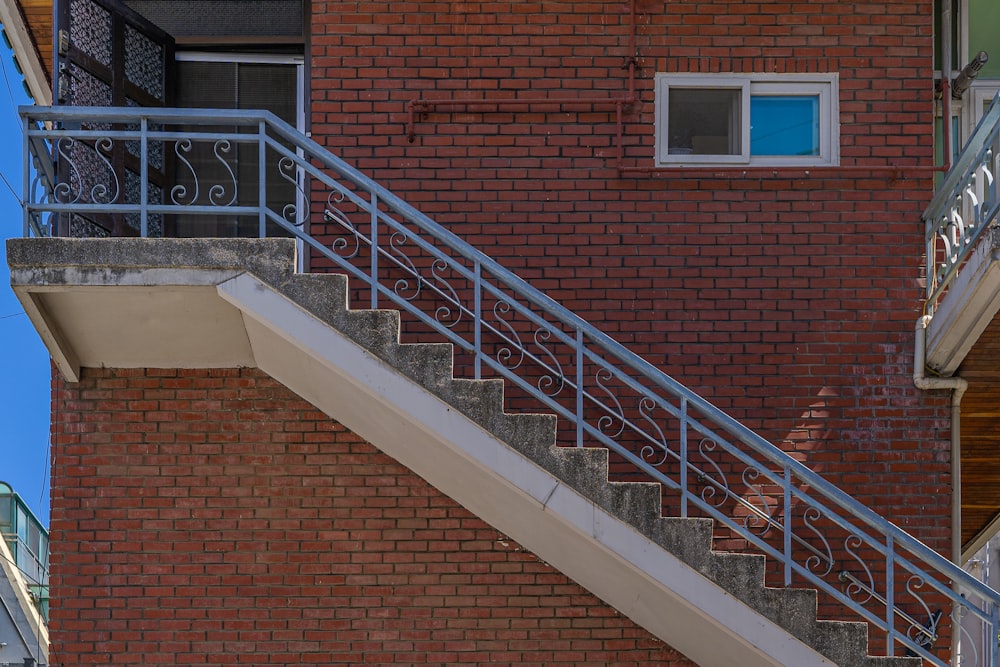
[
  {"xmin": 655, "ymin": 73, "xmax": 840, "ymax": 167},
  {"xmin": 968, "ymin": 82, "xmax": 999, "ymax": 135}
]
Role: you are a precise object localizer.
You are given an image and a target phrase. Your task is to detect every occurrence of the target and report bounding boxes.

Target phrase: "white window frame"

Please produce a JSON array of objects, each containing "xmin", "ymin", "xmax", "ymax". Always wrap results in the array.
[
  {"xmin": 968, "ymin": 81, "xmax": 999, "ymax": 137},
  {"xmin": 655, "ymin": 73, "xmax": 840, "ymax": 168}
]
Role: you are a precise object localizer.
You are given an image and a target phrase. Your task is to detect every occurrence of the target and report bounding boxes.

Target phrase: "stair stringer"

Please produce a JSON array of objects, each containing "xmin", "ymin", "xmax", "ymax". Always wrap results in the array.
[{"xmin": 216, "ymin": 269, "xmax": 918, "ymax": 667}]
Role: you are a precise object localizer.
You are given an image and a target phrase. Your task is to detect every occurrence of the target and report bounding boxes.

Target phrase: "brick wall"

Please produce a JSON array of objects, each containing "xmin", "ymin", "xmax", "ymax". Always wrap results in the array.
[
  {"xmin": 309, "ymin": 0, "xmax": 951, "ymax": 549},
  {"xmin": 49, "ymin": 367, "xmax": 694, "ymax": 666}
]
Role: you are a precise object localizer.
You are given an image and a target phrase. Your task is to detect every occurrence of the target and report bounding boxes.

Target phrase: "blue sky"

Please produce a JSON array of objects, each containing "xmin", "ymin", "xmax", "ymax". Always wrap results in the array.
[{"xmin": 0, "ymin": 30, "xmax": 54, "ymax": 526}]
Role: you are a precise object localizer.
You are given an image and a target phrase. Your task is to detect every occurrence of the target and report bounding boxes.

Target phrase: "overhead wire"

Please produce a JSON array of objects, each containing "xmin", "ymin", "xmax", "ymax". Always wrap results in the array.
[
  {"xmin": 0, "ymin": 31, "xmax": 25, "ymax": 207},
  {"xmin": 0, "ymin": 27, "xmax": 22, "ymax": 126}
]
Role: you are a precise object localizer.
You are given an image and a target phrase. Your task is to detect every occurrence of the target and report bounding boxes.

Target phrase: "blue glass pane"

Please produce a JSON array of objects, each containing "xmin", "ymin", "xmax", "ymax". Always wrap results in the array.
[{"xmin": 750, "ymin": 96, "xmax": 820, "ymax": 156}]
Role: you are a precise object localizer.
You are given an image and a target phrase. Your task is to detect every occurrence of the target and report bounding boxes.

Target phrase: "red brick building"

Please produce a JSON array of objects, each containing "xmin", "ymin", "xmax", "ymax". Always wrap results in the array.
[{"xmin": 5, "ymin": 0, "xmax": 1000, "ymax": 665}]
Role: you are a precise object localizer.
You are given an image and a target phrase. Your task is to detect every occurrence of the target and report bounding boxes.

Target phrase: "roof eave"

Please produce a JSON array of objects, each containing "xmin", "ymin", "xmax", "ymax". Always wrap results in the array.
[{"xmin": 1, "ymin": 0, "xmax": 52, "ymax": 105}]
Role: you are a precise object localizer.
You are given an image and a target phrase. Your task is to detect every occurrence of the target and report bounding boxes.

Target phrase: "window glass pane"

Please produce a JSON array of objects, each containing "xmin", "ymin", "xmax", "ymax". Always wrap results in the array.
[
  {"xmin": 16, "ymin": 506, "xmax": 27, "ymax": 541},
  {"xmin": 750, "ymin": 95, "xmax": 820, "ymax": 156},
  {"xmin": 668, "ymin": 88, "xmax": 741, "ymax": 155},
  {"xmin": 969, "ymin": 0, "xmax": 1000, "ymax": 78}
]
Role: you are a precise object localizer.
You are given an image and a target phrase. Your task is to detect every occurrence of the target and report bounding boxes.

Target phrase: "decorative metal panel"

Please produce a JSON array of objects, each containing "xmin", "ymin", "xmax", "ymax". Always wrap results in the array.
[
  {"xmin": 69, "ymin": 0, "xmax": 112, "ymax": 67},
  {"xmin": 68, "ymin": 64, "xmax": 112, "ymax": 108},
  {"xmin": 56, "ymin": 0, "xmax": 175, "ymax": 235},
  {"xmin": 124, "ymin": 24, "xmax": 164, "ymax": 100}
]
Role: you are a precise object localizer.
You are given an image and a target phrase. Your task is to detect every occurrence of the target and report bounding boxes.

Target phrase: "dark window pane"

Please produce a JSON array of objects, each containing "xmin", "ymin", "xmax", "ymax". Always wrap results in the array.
[{"xmin": 668, "ymin": 88, "xmax": 741, "ymax": 155}]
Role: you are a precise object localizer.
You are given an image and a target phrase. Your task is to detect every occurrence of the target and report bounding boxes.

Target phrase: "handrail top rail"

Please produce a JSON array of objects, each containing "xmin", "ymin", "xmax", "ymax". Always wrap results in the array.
[{"xmin": 22, "ymin": 103, "xmax": 1000, "ymax": 604}]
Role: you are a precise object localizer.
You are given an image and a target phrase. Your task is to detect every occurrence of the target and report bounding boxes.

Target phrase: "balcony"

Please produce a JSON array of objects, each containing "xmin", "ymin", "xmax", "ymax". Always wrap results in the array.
[
  {"xmin": 923, "ymin": 95, "xmax": 1000, "ymax": 560},
  {"xmin": 0, "ymin": 482, "xmax": 47, "ymax": 621}
]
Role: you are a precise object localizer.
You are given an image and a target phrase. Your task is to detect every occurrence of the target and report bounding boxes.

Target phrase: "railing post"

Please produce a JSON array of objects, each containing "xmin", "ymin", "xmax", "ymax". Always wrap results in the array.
[
  {"xmin": 994, "ymin": 149, "xmax": 1000, "ymax": 220},
  {"xmin": 258, "ymin": 120, "xmax": 267, "ymax": 238},
  {"xmin": 680, "ymin": 396, "xmax": 688, "ymax": 518},
  {"xmin": 991, "ymin": 602, "xmax": 999, "ymax": 667},
  {"xmin": 140, "ymin": 117, "xmax": 148, "ymax": 237},
  {"xmin": 783, "ymin": 465, "xmax": 792, "ymax": 587},
  {"xmin": 575, "ymin": 327, "xmax": 583, "ymax": 448},
  {"xmin": 21, "ymin": 111, "xmax": 29, "ymax": 237},
  {"xmin": 885, "ymin": 534, "xmax": 895, "ymax": 656},
  {"xmin": 474, "ymin": 262, "xmax": 482, "ymax": 380},
  {"xmin": 370, "ymin": 193, "xmax": 379, "ymax": 309}
]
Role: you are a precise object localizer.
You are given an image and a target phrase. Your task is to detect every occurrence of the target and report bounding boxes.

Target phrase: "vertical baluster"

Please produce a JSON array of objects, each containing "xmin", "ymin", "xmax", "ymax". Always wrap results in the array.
[
  {"xmin": 994, "ymin": 149, "xmax": 1000, "ymax": 219},
  {"xmin": 925, "ymin": 222, "xmax": 934, "ymax": 306},
  {"xmin": 964, "ymin": 174, "xmax": 976, "ymax": 249},
  {"xmin": 783, "ymin": 465, "xmax": 791, "ymax": 587},
  {"xmin": 990, "ymin": 601, "xmax": 999, "ymax": 667},
  {"xmin": 258, "ymin": 120, "xmax": 267, "ymax": 238},
  {"xmin": 885, "ymin": 534, "xmax": 895, "ymax": 656},
  {"xmin": 21, "ymin": 112, "xmax": 29, "ymax": 237},
  {"xmin": 474, "ymin": 262, "xmax": 482, "ymax": 380},
  {"xmin": 680, "ymin": 396, "xmax": 688, "ymax": 518},
  {"xmin": 140, "ymin": 117, "xmax": 148, "ymax": 237},
  {"xmin": 575, "ymin": 327, "xmax": 583, "ymax": 448},
  {"xmin": 370, "ymin": 193, "xmax": 379, "ymax": 309}
]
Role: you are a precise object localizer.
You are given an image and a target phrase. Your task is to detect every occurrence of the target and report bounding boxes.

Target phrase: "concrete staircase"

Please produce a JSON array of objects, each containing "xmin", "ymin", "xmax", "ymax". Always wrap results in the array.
[{"xmin": 8, "ymin": 237, "xmax": 922, "ymax": 667}]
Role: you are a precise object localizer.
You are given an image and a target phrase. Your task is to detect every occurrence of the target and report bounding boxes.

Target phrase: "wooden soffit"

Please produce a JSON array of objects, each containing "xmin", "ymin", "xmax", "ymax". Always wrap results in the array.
[
  {"xmin": 959, "ymin": 312, "xmax": 1000, "ymax": 553},
  {"xmin": 1, "ymin": 0, "xmax": 53, "ymax": 102}
]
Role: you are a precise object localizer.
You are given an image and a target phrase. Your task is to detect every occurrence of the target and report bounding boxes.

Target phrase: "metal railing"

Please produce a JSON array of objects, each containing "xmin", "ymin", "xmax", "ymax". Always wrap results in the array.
[
  {"xmin": 22, "ymin": 105, "xmax": 1000, "ymax": 665},
  {"xmin": 924, "ymin": 93, "xmax": 1000, "ymax": 314},
  {"xmin": 0, "ymin": 482, "xmax": 48, "ymax": 622}
]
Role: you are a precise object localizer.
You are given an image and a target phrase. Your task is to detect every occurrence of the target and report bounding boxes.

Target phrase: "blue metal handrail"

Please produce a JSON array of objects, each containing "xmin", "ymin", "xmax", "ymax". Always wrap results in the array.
[
  {"xmin": 924, "ymin": 93, "xmax": 1000, "ymax": 314},
  {"xmin": 22, "ymin": 105, "xmax": 1000, "ymax": 665}
]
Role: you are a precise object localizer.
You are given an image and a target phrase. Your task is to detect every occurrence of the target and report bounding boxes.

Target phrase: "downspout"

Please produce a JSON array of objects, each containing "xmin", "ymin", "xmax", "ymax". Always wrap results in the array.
[{"xmin": 915, "ymin": 315, "xmax": 967, "ymax": 567}]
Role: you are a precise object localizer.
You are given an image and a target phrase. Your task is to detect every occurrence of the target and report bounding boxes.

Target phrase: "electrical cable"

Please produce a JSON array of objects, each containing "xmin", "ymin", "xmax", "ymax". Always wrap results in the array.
[
  {"xmin": 0, "ymin": 32, "xmax": 27, "ymax": 210},
  {"xmin": 0, "ymin": 37, "xmax": 22, "ymax": 128},
  {"xmin": 0, "ymin": 168, "xmax": 22, "ymax": 206}
]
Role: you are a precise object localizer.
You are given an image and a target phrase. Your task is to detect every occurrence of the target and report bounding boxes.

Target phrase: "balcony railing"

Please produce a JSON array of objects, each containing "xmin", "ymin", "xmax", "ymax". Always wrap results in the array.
[
  {"xmin": 924, "ymin": 94, "xmax": 1000, "ymax": 314},
  {"xmin": 0, "ymin": 482, "xmax": 48, "ymax": 621},
  {"xmin": 21, "ymin": 105, "xmax": 1000, "ymax": 666}
]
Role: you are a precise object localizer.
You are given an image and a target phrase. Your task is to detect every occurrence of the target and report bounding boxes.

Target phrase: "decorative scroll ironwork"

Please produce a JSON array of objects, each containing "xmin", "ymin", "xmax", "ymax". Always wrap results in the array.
[
  {"xmin": 209, "ymin": 141, "xmax": 237, "ymax": 206},
  {"xmin": 841, "ymin": 535, "xmax": 876, "ymax": 605},
  {"xmin": 904, "ymin": 575, "xmax": 939, "ymax": 648},
  {"xmin": 430, "ymin": 259, "xmax": 462, "ymax": 328},
  {"xmin": 387, "ymin": 232, "xmax": 421, "ymax": 300},
  {"xmin": 21, "ymin": 106, "xmax": 1000, "ymax": 667},
  {"xmin": 533, "ymin": 327, "xmax": 564, "ymax": 396},
  {"xmin": 740, "ymin": 467, "xmax": 773, "ymax": 535},
  {"xmin": 493, "ymin": 300, "xmax": 524, "ymax": 370},
  {"xmin": 637, "ymin": 396, "xmax": 670, "ymax": 466},
  {"xmin": 325, "ymin": 190, "xmax": 363, "ymax": 259},
  {"xmin": 52, "ymin": 136, "xmax": 120, "ymax": 206},
  {"xmin": 695, "ymin": 438, "xmax": 729, "ymax": 508},
  {"xmin": 801, "ymin": 506, "xmax": 834, "ymax": 576},
  {"xmin": 170, "ymin": 139, "xmax": 198, "ymax": 205},
  {"xmin": 594, "ymin": 367, "xmax": 626, "ymax": 438},
  {"xmin": 278, "ymin": 157, "xmax": 306, "ymax": 226}
]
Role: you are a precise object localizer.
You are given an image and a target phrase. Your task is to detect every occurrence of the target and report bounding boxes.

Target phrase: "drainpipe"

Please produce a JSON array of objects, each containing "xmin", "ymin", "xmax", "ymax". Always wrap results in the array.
[{"xmin": 914, "ymin": 315, "xmax": 968, "ymax": 567}]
